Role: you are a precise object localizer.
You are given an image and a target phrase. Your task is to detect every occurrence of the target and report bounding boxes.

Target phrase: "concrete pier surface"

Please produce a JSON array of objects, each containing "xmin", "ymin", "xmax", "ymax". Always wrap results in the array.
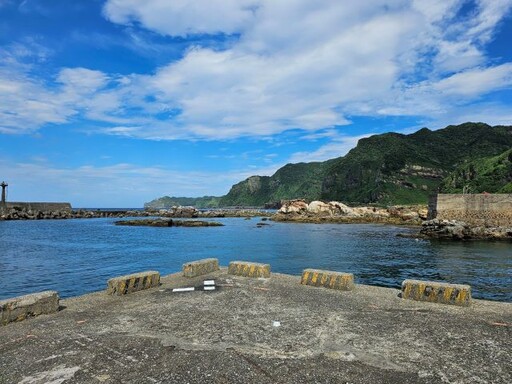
[{"xmin": 1, "ymin": 270, "xmax": 511, "ymax": 383}]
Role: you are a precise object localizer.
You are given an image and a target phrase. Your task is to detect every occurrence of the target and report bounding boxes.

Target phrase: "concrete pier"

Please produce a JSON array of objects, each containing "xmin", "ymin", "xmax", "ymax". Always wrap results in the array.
[{"xmin": 0, "ymin": 270, "xmax": 511, "ymax": 383}]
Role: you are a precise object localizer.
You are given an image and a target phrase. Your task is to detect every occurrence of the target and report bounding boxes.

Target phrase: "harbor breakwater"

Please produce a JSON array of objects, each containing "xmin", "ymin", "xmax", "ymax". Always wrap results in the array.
[
  {"xmin": 1, "ymin": 260, "xmax": 511, "ymax": 383},
  {"xmin": 0, "ymin": 205, "xmax": 271, "ymax": 221}
]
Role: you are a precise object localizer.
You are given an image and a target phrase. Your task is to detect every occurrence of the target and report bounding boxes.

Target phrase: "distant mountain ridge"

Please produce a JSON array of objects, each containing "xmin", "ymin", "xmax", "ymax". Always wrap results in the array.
[
  {"xmin": 145, "ymin": 122, "xmax": 512, "ymax": 208},
  {"xmin": 144, "ymin": 196, "xmax": 221, "ymax": 209}
]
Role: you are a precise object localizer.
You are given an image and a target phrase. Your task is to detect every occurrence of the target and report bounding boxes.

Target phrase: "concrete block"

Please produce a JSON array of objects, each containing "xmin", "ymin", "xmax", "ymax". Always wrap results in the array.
[
  {"xmin": 183, "ymin": 258, "xmax": 220, "ymax": 278},
  {"xmin": 301, "ymin": 269, "xmax": 355, "ymax": 291},
  {"xmin": 0, "ymin": 291, "xmax": 59, "ymax": 326},
  {"xmin": 401, "ymin": 279, "xmax": 471, "ymax": 306},
  {"xmin": 228, "ymin": 261, "xmax": 271, "ymax": 278},
  {"xmin": 107, "ymin": 271, "xmax": 160, "ymax": 295}
]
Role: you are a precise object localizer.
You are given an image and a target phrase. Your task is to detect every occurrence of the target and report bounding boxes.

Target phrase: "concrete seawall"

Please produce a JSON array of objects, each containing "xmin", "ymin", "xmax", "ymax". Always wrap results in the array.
[
  {"xmin": 5, "ymin": 202, "xmax": 72, "ymax": 212},
  {"xmin": 430, "ymin": 193, "xmax": 512, "ymax": 226},
  {"xmin": 0, "ymin": 264, "xmax": 510, "ymax": 383}
]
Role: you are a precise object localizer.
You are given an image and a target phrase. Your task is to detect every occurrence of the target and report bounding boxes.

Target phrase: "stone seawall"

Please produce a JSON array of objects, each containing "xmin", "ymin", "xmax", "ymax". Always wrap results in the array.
[
  {"xmin": 432, "ymin": 194, "xmax": 512, "ymax": 226},
  {"xmin": 6, "ymin": 202, "xmax": 72, "ymax": 212}
]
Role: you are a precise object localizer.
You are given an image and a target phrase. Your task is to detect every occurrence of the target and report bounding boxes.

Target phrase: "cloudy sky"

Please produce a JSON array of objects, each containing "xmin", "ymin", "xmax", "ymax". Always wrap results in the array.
[{"xmin": 1, "ymin": 0, "xmax": 512, "ymax": 207}]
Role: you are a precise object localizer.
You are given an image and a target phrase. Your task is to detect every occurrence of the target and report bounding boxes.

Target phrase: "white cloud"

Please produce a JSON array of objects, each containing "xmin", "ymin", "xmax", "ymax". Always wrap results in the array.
[
  {"xmin": 0, "ymin": 65, "xmax": 113, "ymax": 134},
  {"xmin": 433, "ymin": 63, "xmax": 512, "ymax": 96},
  {"xmin": 98, "ymin": 0, "xmax": 512, "ymax": 139},
  {"xmin": 412, "ymin": 0, "xmax": 463, "ymax": 23},
  {"xmin": 2, "ymin": 1, "xmax": 512, "ymax": 139},
  {"xmin": 466, "ymin": 0, "xmax": 512, "ymax": 43},
  {"xmin": 103, "ymin": 0, "xmax": 259, "ymax": 37},
  {"xmin": 57, "ymin": 68, "xmax": 109, "ymax": 91}
]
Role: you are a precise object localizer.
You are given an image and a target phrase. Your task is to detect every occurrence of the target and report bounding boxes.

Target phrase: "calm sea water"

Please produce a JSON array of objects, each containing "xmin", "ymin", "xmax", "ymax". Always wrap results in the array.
[{"xmin": 0, "ymin": 217, "xmax": 510, "ymax": 302}]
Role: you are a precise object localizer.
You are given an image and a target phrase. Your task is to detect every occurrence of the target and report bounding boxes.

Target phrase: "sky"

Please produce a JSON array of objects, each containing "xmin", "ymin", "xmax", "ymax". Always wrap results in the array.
[{"xmin": 1, "ymin": 0, "xmax": 512, "ymax": 207}]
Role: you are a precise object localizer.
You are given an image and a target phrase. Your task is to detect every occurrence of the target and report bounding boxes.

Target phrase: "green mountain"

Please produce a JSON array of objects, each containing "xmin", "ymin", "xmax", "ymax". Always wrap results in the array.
[
  {"xmin": 145, "ymin": 123, "xmax": 512, "ymax": 208},
  {"xmin": 439, "ymin": 149, "xmax": 512, "ymax": 194},
  {"xmin": 218, "ymin": 161, "xmax": 334, "ymax": 207},
  {"xmin": 144, "ymin": 196, "xmax": 221, "ymax": 209},
  {"xmin": 220, "ymin": 122, "xmax": 512, "ymax": 206}
]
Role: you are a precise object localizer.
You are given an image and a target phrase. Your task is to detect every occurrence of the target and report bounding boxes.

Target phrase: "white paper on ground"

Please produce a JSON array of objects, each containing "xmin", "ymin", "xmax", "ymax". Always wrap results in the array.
[{"xmin": 172, "ymin": 287, "xmax": 195, "ymax": 292}]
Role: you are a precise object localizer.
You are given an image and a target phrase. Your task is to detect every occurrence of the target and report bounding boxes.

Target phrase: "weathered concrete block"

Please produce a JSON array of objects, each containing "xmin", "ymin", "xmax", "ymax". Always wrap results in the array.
[
  {"xmin": 0, "ymin": 291, "xmax": 59, "ymax": 326},
  {"xmin": 107, "ymin": 271, "xmax": 160, "ymax": 295},
  {"xmin": 301, "ymin": 269, "xmax": 355, "ymax": 291},
  {"xmin": 228, "ymin": 261, "xmax": 271, "ymax": 278},
  {"xmin": 402, "ymin": 279, "xmax": 471, "ymax": 306},
  {"xmin": 183, "ymin": 258, "xmax": 220, "ymax": 278}
]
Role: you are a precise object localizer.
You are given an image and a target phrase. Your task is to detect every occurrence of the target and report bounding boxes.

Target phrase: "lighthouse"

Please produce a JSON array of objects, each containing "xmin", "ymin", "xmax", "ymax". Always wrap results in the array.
[{"xmin": 1, "ymin": 181, "xmax": 7, "ymax": 212}]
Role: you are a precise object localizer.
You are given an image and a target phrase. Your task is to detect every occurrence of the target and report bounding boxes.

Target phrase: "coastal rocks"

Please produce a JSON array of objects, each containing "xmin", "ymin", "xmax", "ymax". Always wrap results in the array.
[
  {"xmin": 0, "ymin": 206, "xmax": 272, "ymax": 221},
  {"xmin": 0, "ymin": 208, "xmax": 152, "ymax": 221},
  {"xmin": 1, "ymin": 207, "xmax": 73, "ymax": 220},
  {"xmin": 278, "ymin": 199, "xmax": 362, "ymax": 218},
  {"xmin": 352, "ymin": 206, "xmax": 388, "ymax": 218},
  {"xmin": 157, "ymin": 206, "xmax": 199, "ymax": 218},
  {"xmin": 115, "ymin": 219, "xmax": 224, "ymax": 227},
  {"xmin": 274, "ymin": 199, "xmax": 426, "ymax": 225},
  {"xmin": 306, "ymin": 201, "xmax": 357, "ymax": 216},
  {"xmin": 327, "ymin": 201, "xmax": 354, "ymax": 215},
  {"xmin": 152, "ymin": 208, "xmax": 272, "ymax": 218},
  {"xmin": 307, "ymin": 201, "xmax": 331, "ymax": 214},
  {"xmin": 420, "ymin": 219, "xmax": 512, "ymax": 240},
  {"xmin": 278, "ymin": 199, "xmax": 308, "ymax": 214}
]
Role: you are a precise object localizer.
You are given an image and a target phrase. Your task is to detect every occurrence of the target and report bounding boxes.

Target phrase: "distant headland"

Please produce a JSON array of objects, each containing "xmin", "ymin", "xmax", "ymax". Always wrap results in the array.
[{"xmin": 145, "ymin": 122, "xmax": 512, "ymax": 210}]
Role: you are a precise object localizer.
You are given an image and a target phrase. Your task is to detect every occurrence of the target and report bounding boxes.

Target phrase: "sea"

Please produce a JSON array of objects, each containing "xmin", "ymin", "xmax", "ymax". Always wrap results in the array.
[{"xmin": 0, "ymin": 215, "xmax": 511, "ymax": 302}]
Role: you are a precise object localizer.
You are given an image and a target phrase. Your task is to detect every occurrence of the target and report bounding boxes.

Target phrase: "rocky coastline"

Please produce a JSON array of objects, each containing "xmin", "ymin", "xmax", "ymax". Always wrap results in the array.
[
  {"xmin": 272, "ymin": 199, "xmax": 428, "ymax": 225},
  {"xmin": 3, "ymin": 200, "xmax": 510, "ymax": 241},
  {"xmin": 419, "ymin": 219, "xmax": 512, "ymax": 240},
  {"xmin": 115, "ymin": 218, "xmax": 224, "ymax": 227},
  {"xmin": 0, "ymin": 208, "xmax": 152, "ymax": 221},
  {"xmin": 0, "ymin": 206, "xmax": 271, "ymax": 221}
]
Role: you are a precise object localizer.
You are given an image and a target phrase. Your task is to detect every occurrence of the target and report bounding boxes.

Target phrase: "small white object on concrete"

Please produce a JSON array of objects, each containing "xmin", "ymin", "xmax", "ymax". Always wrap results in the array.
[
  {"xmin": 203, "ymin": 280, "xmax": 215, "ymax": 286},
  {"xmin": 272, "ymin": 321, "xmax": 281, "ymax": 327},
  {"xmin": 204, "ymin": 286, "xmax": 216, "ymax": 291},
  {"xmin": 172, "ymin": 287, "xmax": 195, "ymax": 293}
]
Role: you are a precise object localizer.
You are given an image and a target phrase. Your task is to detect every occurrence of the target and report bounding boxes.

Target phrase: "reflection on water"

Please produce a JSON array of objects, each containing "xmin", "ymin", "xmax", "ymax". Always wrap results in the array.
[{"xmin": 0, "ymin": 218, "xmax": 510, "ymax": 301}]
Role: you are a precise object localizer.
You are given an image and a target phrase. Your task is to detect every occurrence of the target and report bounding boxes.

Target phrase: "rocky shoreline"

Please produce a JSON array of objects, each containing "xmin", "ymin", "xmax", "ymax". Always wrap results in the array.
[
  {"xmin": 419, "ymin": 219, "xmax": 512, "ymax": 240},
  {"xmin": 0, "ymin": 208, "xmax": 151, "ymax": 220},
  {"xmin": 272, "ymin": 199, "xmax": 428, "ymax": 225},
  {"xmin": 2, "ymin": 200, "xmax": 511, "ymax": 241},
  {"xmin": 0, "ymin": 206, "xmax": 270, "ymax": 221},
  {"xmin": 114, "ymin": 218, "xmax": 224, "ymax": 227}
]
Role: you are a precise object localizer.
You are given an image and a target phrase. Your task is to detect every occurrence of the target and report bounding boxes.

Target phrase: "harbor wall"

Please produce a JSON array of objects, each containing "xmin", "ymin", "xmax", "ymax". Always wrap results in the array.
[
  {"xmin": 5, "ymin": 202, "xmax": 72, "ymax": 212},
  {"xmin": 429, "ymin": 194, "xmax": 512, "ymax": 226}
]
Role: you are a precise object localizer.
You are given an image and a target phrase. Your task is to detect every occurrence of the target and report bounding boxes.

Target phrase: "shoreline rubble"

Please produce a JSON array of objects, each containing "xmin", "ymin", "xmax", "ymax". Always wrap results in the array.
[{"xmin": 418, "ymin": 218, "xmax": 512, "ymax": 240}]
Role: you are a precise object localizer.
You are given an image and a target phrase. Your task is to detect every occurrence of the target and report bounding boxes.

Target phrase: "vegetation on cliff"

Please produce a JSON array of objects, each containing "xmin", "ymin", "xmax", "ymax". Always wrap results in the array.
[
  {"xmin": 146, "ymin": 123, "xmax": 512, "ymax": 208},
  {"xmin": 218, "ymin": 161, "xmax": 333, "ymax": 207},
  {"xmin": 318, "ymin": 123, "xmax": 512, "ymax": 204},
  {"xmin": 221, "ymin": 123, "xmax": 512, "ymax": 206},
  {"xmin": 439, "ymin": 149, "xmax": 512, "ymax": 194}
]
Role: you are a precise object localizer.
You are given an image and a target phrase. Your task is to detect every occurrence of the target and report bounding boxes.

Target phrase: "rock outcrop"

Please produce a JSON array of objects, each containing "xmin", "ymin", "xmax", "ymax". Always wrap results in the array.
[
  {"xmin": 275, "ymin": 200, "xmax": 425, "ymax": 224},
  {"xmin": 115, "ymin": 219, "xmax": 224, "ymax": 227},
  {"xmin": 278, "ymin": 199, "xmax": 308, "ymax": 214},
  {"xmin": 420, "ymin": 219, "xmax": 512, "ymax": 240}
]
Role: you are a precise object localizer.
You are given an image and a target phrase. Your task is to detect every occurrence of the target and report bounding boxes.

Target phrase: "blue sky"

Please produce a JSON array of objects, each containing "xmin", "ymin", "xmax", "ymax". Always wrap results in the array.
[{"xmin": 1, "ymin": 0, "xmax": 512, "ymax": 207}]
